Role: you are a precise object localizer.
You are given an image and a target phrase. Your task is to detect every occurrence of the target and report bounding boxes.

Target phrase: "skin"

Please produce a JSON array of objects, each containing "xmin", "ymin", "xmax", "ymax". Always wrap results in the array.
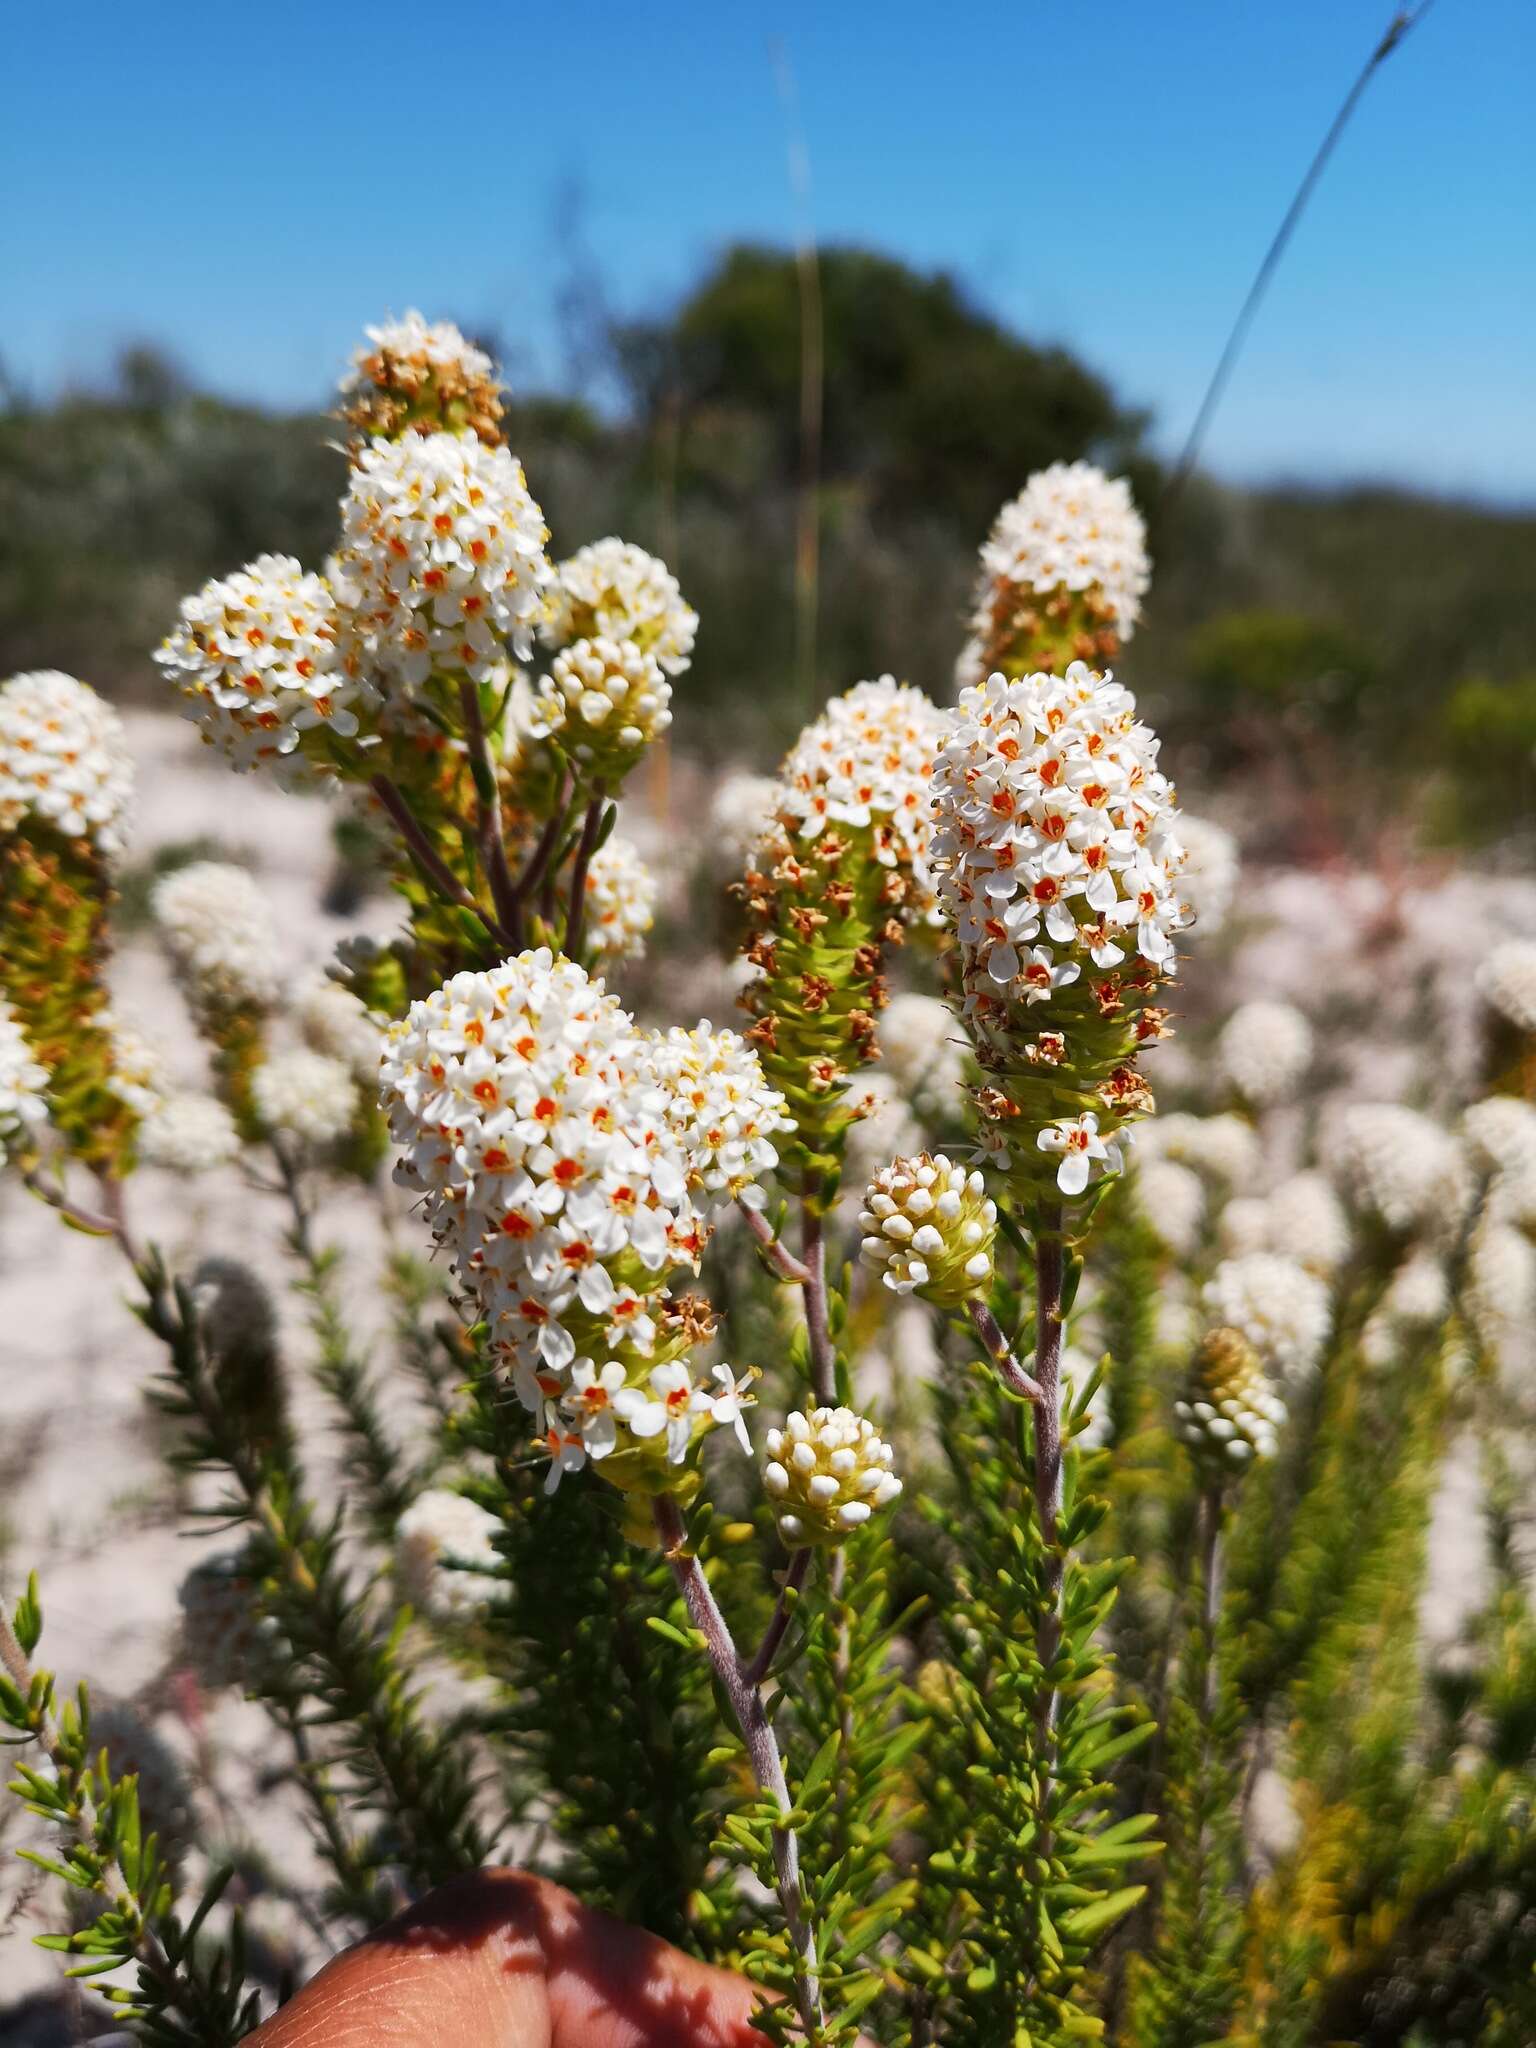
[{"xmin": 246, "ymin": 1869, "xmax": 775, "ymax": 2048}]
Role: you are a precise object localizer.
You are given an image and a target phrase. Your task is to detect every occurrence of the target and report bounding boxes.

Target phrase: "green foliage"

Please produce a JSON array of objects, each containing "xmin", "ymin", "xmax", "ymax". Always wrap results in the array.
[{"xmin": 1434, "ymin": 672, "xmax": 1536, "ymax": 844}]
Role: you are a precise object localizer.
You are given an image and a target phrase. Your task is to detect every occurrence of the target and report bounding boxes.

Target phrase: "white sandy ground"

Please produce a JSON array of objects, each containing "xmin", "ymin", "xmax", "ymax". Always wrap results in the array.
[{"xmin": 0, "ymin": 714, "xmax": 1528, "ymax": 2034}]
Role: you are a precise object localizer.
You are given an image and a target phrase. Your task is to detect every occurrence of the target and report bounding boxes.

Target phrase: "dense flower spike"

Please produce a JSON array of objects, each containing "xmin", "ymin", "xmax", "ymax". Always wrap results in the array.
[
  {"xmin": 1465, "ymin": 1217, "xmax": 1536, "ymax": 1382},
  {"xmin": 0, "ymin": 672, "xmax": 136, "ymax": 1172},
  {"xmin": 1174, "ymin": 1326, "xmax": 1286, "ymax": 1474},
  {"xmin": 735, "ymin": 677, "xmax": 951, "ymax": 1203},
  {"xmin": 0, "ymin": 670, "xmax": 133, "ymax": 856},
  {"xmin": 646, "ymin": 1021, "xmax": 792, "ymax": 1208},
  {"xmin": 336, "ymin": 431, "xmax": 553, "ymax": 706},
  {"xmin": 155, "ymin": 555, "xmax": 366, "ymax": 779},
  {"xmin": 1218, "ymin": 1001, "xmax": 1314, "ymax": 1109},
  {"xmin": 1139, "ymin": 1110, "xmax": 1262, "ymax": 1188},
  {"xmin": 1203, "ymin": 1252, "xmax": 1331, "ymax": 1380},
  {"xmin": 0, "ymin": 998, "xmax": 48, "ymax": 1168},
  {"xmin": 541, "ymin": 537, "xmax": 698, "ymax": 676},
  {"xmin": 762, "ymin": 1407, "xmax": 902, "ymax": 1547},
  {"xmin": 956, "ymin": 462, "xmax": 1150, "ymax": 687},
  {"xmin": 380, "ymin": 949, "xmax": 740, "ymax": 1494},
  {"xmin": 138, "ymin": 1091, "xmax": 242, "ymax": 1173},
  {"xmin": 931, "ymin": 661, "xmax": 1186, "ymax": 1212},
  {"xmin": 581, "ymin": 835, "xmax": 659, "ymax": 964},
  {"xmin": 528, "ymin": 637, "xmax": 672, "ymax": 783},
  {"xmin": 1328, "ymin": 1101, "xmax": 1470, "ymax": 1239},
  {"xmin": 1479, "ymin": 939, "xmax": 1536, "ymax": 1034},
  {"xmin": 858, "ymin": 1152, "xmax": 997, "ymax": 1305},
  {"xmin": 1134, "ymin": 1156, "xmax": 1207, "ymax": 1259},
  {"xmin": 252, "ymin": 1050, "xmax": 359, "ymax": 1149},
  {"xmin": 395, "ymin": 1489, "xmax": 503, "ymax": 1621},
  {"xmin": 339, "ymin": 310, "xmax": 505, "ymax": 447}
]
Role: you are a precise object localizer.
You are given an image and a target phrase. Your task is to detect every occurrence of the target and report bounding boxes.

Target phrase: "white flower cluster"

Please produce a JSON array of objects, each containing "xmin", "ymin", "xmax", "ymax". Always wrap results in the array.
[
  {"xmin": 1134, "ymin": 1156, "xmax": 1207, "ymax": 1259},
  {"xmin": 858, "ymin": 1152, "xmax": 996, "ymax": 1304},
  {"xmin": 1203, "ymin": 1252, "xmax": 1331, "ymax": 1379},
  {"xmin": 1139, "ymin": 1110, "xmax": 1262, "ymax": 1188},
  {"xmin": 0, "ymin": 998, "xmax": 48, "ymax": 1166},
  {"xmin": 762, "ymin": 1407, "xmax": 902, "ymax": 1546},
  {"xmin": 528, "ymin": 636, "xmax": 673, "ymax": 770},
  {"xmin": 0, "ymin": 670, "xmax": 133, "ymax": 857},
  {"xmin": 583, "ymin": 835, "xmax": 659, "ymax": 962},
  {"xmin": 1464, "ymin": 1095, "xmax": 1536, "ymax": 1227},
  {"xmin": 931, "ymin": 662, "xmax": 1186, "ymax": 1009},
  {"xmin": 774, "ymin": 676, "xmax": 951, "ymax": 913},
  {"xmin": 1218, "ymin": 1001, "xmax": 1314, "ymax": 1109},
  {"xmin": 1466, "ymin": 1218, "xmax": 1536, "ymax": 1387},
  {"xmin": 877, "ymin": 991, "xmax": 969, "ymax": 1126},
  {"xmin": 1328, "ymin": 1102, "xmax": 1468, "ymax": 1237},
  {"xmin": 646, "ymin": 1021, "xmax": 792, "ymax": 1208},
  {"xmin": 340, "ymin": 312, "xmax": 496, "ymax": 397},
  {"xmin": 296, "ymin": 974, "xmax": 382, "ymax": 1082},
  {"xmin": 105, "ymin": 1009, "xmax": 168, "ymax": 1119},
  {"xmin": 543, "ymin": 537, "xmax": 698, "ymax": 676},
  {"xmin": 1175, "ymin": 814, "xmax": 1240, "ymax": 938},
  {"xmin": 337, "ymin": 431, "xmax": 552, "ymax": 693},
  {"xmin": 252, "ymin": 1049, "xmax": 359, "ymax": 1148},
  {"xmin": 139, "ymin": 1091, "xmax": 242, "ymax": 1173},
  {"xmin": 155, "ymin": 555, "xmax": 363, "ymax": 776},
  {"xmin": 1479, "ymin": 940, "xmax": 1536, "ymax": 1034},
  {"xmin": 957, "ymin": 461, "xmax": 1150, "ymax": 685},
  {"xmin": 1218, "ymin": 1171, "xmax": 1351, "ymax": 1277},
  {"xmin": 152, "ymin": 862, "xmax": 281, "ymax": 1011},
  {"xmin": 395, "ymin": 1488, "xmax": 503, "ymax": 1622}
]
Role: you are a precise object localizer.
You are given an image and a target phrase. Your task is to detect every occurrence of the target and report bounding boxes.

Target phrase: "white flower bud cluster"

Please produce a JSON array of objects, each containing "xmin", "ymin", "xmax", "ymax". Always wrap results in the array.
[
  {"xmin": 528, "ymin": 636, "xmax": 673, "ymax": 772},
  {"xmin": 0, "ymin": 998, "xmax": 48, "ymax": 1166},
  {"xmin": 583, "ymin": 835, "xmax": 659, "ymax": 963},
  {"xmin": 296, "ymin": 974, "xmax": 382, "ymax": 1083},
  {"xmin": 763, "ymin": 1407, "xmax": 902, "ymax": 1546},
  {"xmin": 1217, "ymin": 1171, "xmax": 1351, "ymax": 1277},
  {"xmin": 0, "ymin": 670, "xmax": 133, "ymax": 857},
  {"xmin": 931, "ymin": 662, "xmax": 1186, "ymax": 1014},
  {"xmin": 774, "ymin": 675, "xmax": 951, "ymax": 913},
  {"xmin": 1202, "ymin": 1252, "xmax": 1331, "ymax": 1380},
  {"xmin": 395, "ymin": 1488, "xmax": 503, "ymax": 1622},
  {"xmin": 1174, "ymin": 1327, "xmax": 1286, "ymax": 1472},
  {"xmin": 152, "ymin": 862, "xmax": 281, "ymax": 1011},
  {"xmin": 1134, "ymin": 1156, "xmax": 1207, "ymax": 1259},
  {"xmin": 957, "ymin": 462, "xmax": 1150, "ymax": 686},
  {"xmin": 645, "ymin": 1020, "xmax": 792, "ymax": 1208},
  {"xmin": 340, "ymin": 312, "xmax": 496, "ymax": 398},
  {"xmin": 252, "ymin": 1049, "xmax": 359, "ymax": 1148},
  {"xmin": 1463, "ymin": 1095, "xmax": 1536, "ymax": 1227},
  {"xmin": 1478, "ymin": 940, "xmax": 1536, "ymax": 1034},
  {"xmin": 1138, "ymin": 1111, "xmax": 1262, "ymax": 1188},
  {"xmin": 1218, "ymin": 1001, "xmax": 1314, "ymax": 1109},
  {"xmin": 877, "ymin": 991, "xmax": 969, "ymax": 1126},
  {"xmin": 1328, "ymin": 1102, "xmax": 1469, "ymax": 1237},
  {"xmin": 336, "ymin": 431, "xmax": 552, "ymax": 695},
  {"xmin": 155, "ymin": 555, "xmax": 366, "ymax": 777},
  {"xmin": 542, "ymin": 537, "xmax": 698, "ymax": 676},
  {"xmin": 1175, "ymin": 814, "xmax": 1240, "ymax": 938},
  {"xmin": 859, "ymin": 1153, "xmax": 997, "ymax": 1305},
  {"xmin": 139, "ymin": 1091, "xmax": 242, "ymax": 1173}
]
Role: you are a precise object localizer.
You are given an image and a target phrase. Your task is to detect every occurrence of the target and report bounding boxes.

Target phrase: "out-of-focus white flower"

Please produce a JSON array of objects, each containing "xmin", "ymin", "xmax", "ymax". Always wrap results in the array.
[
  {"xmin": 931, "ymin": 662, "xmax": 1186, "ymax": 1017},
  {"xmin": 1218, "ymin": 1195, "xmax": 1271, "ymax": 1260},
  {"xmin": 1061, "ymin": 1344, "xmax": 1112, "ymax": 1450},
  {"xmin": 1218, "ymin": 1001, "xmax": 1314, "ymax": 1110},
  {"xmin": 1176, "ymin": 814, "xmax": 1240, "ymax": 939},
  {"xmin": 395, "ymin": 1489, "xmax": 502, "ymax": 1621},
  {"xmin": 956, "ymin": 462, "xmax": 1150, "ymax": 686},
  {"xmin": 155, "ymin": 555, "xmax": 366, "ymax": 778},
  {"xmin": 528, "ymin": 636, "xmax": 672, "ymax": 776},
  {"xmin": 1361, "ymin": 1247, "xmax": 1452, "ymax": 1367},
  {"xmin": 646, "ymin": 1020, "xmax": 792, "ymax": 1209},
  {"xmin": 152, "ymin": 862, "xmax": 281, "ymax": 1011},
  {"xmin": 296, "ymin": 974, "xmax": 382, "ymax": 1082},
  {"xmin": 774, "ymin": 676, "xmax": 950, "ymax": 918},
  {"xmin": 762, "ymin": 1407, "xmax": 902, "ymax": 1546},
  {"xmin": 1203, "ymin": 1252, "xmax": 1331, "ymax": 1379},
  {"xmin": 1465, "ymin": 1218, "xmax": 1536, "ymax": 1388},
  {"xmin": 1134, "ymin": 1156, "xmax": 1206, "ymax": 1259},
  {"xmin": 841, "ymin": 1070, "xmax": 924, "ymax": 1197},
  {"xmin": 1038, "ymin": 1111, "xmax": 1127, "ymax": 1198},
  {"xmin": 1174, "ymin": 1326, "xmax": 1286, "ymax": 1472},
  {"xmin": 0, "ymin": 671, "xmax": 133, "ymax": 857},
  {"xmin": 0, "ymin": 998, "xmax": 47, "ymax": 1166},
  {"xmin": 1139, "ymin": 1111, "xmax": 1262, "ymax": 1189},
  {"xmin": 583, "ymin": 835, "xmax": 658, "ymax": 964},
  {"xmin": 859, "ymin": 1152, "xmax": 997, "ymax": 1305},
  {"xmin": 1464, "ymin": 1095, "xmax": 1536, "ymax": 1226},
  {"xmin": 1478, "ymin": 940, "xmax": 1536, "ymax": 1034},
  {"xmin": 1329, "ymin": 1102, "xmax": 1469, "ymax": 1237},
  {"xmin": 542, "ymin": 537, "xmax": 697, "ymax": 676},
  {"xmin": 138, "ymin": 1092, "xmax": 241, "ymax": 1173},
  {"xmin": 709, "ymin": 771, "xmax": 779, "ymax": 866},
  {"xmin": 104, "ymin": 1008, "xmax": 167, "ymax": 1120},
  {"xmin": 878, "ymin": 991, "xmax": 970, "ymax": 1125},
  {"xmin": 1220, "ymin": 1172, "xmax": 1351, "ymax": 1277},
  {"xmin": 336, "ymin": 431, "xmax": 552, "ymax": 696},
  {"xmin": 252, "ymin": 1049, "xmax": 358, "ymax": 1147}
]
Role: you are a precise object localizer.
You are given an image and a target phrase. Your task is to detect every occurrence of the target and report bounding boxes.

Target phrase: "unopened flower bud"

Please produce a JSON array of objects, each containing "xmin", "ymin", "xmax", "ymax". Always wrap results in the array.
[
  {"xmin": 1174, "ymin": 1326, "xmax": 1285, "ymax": 1475},
  {"xmin": 762, "ymin": 1407, "xmax": 902, "ymax": 1547},
  {"xmin": 859, "ymin": 1152, "xmax": 997, "ymax": 1306}
]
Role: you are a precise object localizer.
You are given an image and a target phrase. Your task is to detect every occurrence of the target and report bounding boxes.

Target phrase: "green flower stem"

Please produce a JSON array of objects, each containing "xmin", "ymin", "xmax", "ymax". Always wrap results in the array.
[
  {"xmin": 1033, "ymin": 1210, "xmax": 1067, "ymax": 1759},
  {"xmin": 652, "ymin": 1495, "xmax": 826, "ymax": 2041}
]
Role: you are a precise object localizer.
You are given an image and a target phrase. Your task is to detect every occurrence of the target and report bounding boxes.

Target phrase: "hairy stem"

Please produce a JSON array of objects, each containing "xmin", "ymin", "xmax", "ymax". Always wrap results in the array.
[
  {"xmin": 799, "ymin": 1203, "xmax": 836, "ymax": 1405},
  {"xmin": 653, "ymin": 1496, "xmax": 824, "ymax": 2038},
  {"xmin": 740, "ymin": 1200, "xmax": 812, "ymax": 1285},
  {"xmin": 1032, "ymin": 1212, "xmax": 1066, "ymax": 1755},
  {"xmin": 968, "ymin": 1299, "xmax": 1045, "ymax": 1403}
]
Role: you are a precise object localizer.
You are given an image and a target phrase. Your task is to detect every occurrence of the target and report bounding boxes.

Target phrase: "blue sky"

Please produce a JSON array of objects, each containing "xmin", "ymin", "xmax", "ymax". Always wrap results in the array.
[{"xmin": 5, "ymin": 1, "xmax": 1533, "ymax": 501}]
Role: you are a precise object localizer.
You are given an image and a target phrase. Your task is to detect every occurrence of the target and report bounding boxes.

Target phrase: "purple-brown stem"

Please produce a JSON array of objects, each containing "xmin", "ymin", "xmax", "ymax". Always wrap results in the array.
[
  {"xmin": 562, "ymin": 790, "xmax": 608, "ymax": 959},
  {"xmin": 1032, "ymin": 1210, "xmax": 1067, "ymax": 1755},
  {"xmin": 968, "ymin": 1298, "xmax": 1045, "ymax": 1403},
  {"xmin": 798, "ymin": 1203, "xmax": 836, "ymax": 1406},
  {"xmin": 458, "ymin": 681, "xmax": 523, "ymax": 945},
  {"xmin": 739, "ymin": 1200, "xmax": 812, "ymax": 1285},
  {"xmin": 369, "ymin": 773, "xmax": 512, "ymax": 949},
  {"xmin": 742, "ymin": 1546, "xmax": 813, "ymax": 1688}
]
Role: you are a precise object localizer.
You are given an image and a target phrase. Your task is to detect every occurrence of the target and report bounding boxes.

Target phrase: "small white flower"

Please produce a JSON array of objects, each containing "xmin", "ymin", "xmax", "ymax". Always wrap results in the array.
[
  {"xmin": 647, "ymin": 1020, "xmax": 792, "ymax": 1209},
  {"xmin": 542, "ymin": 536, "xmax": 697, "ymax": 676},
  {"xmin": 252, "ymin": 1049, "xmax": 358, "ymax": 1148},
  {"xmin": 0, "ymin": 998, "xmax": 47, "ymax": 1166},
  {"xmin": 1037, "ymin": 1111, "xmax": 1124, "ymax": 1198},
  {"xmin": 696, "ymin": 1363, "xmax": 757, "ymax": 1453},
  {"xmin": 0, "ymin": 670, "xmax": 133, "ymax": 857},
  {"xmin": 613, "ymin": 1361, "xmax": 702, "ymax": 1464},
  {"xmin": 395, "ymin": 1489, "xmax": 502, "ymax": 1621},
  {"xmin": 583, "ymin": 835, "xmax": 659, "ymax": 964},
  {"xmin": 153, "ymin": 862, "xmax": 281, "ymax": 1011},
  {"xmin": 561, "ymin": 1358, "xmax": 631, "ymax": 1459},
  {"xmin": 761, "ymin": 1406, "xmax": 902, "ymax": 1547}
]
